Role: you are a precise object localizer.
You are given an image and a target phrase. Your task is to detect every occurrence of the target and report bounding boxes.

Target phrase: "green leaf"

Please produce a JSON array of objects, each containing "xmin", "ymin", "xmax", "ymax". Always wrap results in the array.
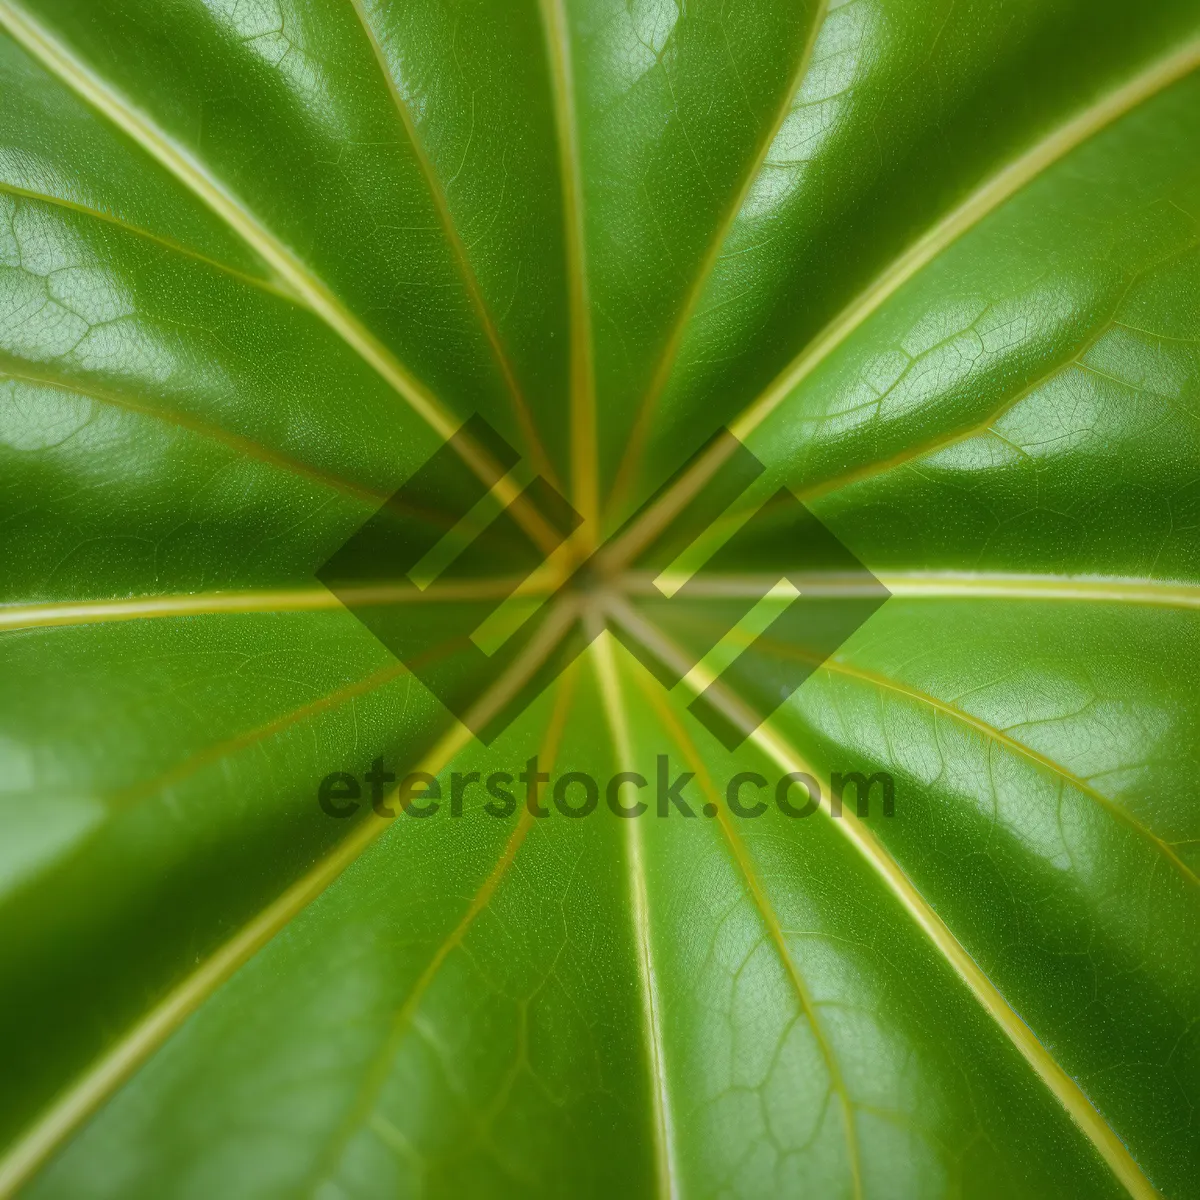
[{"xmin": 1, "ymin": 0, "xmax": 1199, "ymax": 1196}]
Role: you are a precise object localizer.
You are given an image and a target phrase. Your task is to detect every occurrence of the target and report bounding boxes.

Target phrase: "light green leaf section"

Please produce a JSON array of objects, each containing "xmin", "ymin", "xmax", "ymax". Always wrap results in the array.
[{"xmin": 1, "ymin": 1, "xmax": 1200, "ymax": 1197}]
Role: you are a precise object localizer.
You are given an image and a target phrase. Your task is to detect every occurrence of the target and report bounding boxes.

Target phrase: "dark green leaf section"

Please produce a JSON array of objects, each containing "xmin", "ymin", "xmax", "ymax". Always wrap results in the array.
[
  {"xmin": 765, "ymin": 73, "xmax": 1200, "ymax": 582},
  {"xmin": 26, "ymin": 680, "xmax": 659, "ymax": 1200},
  {"xmin": 10, "ymin": 0, "xmax": 565, "ymax": 462},
  {"xmin": 0, "ymin": 190, "xmax": 444, "ymax": 600},
  {"xmin": 778, "ymin": 600, "xmax": 1200, "ymax": 1195},
  {"xmin": 0, "ymin": 612, "xmax": 442, "ymax": 1148},
  {"xmin": 633, "ymin": 0, "xmax": 1200, "ymax": 509},
  {"xmin": 564, "ymin": 0, "xmax": 826, "ymax": 488},
  {"xmin": 0, "ymin": 31, "xmax": 267, "ymax": 277}
]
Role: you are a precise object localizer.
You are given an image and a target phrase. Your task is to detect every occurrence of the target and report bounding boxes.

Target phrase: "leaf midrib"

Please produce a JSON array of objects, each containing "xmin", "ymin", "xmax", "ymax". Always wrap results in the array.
[
  {"xmin": 538, "ymin": 0, "xmax": 598, "ymax": 535},
  {"xmin": 593, "ymin": 634, "xmax": 679, "ymax": 1200}
]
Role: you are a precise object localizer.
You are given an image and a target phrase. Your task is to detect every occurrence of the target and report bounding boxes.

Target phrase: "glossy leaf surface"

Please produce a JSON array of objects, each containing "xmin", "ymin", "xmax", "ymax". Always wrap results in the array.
[{"xmin": 1, "ymin": 1, "xmax": 1199, "ymax": 1197}]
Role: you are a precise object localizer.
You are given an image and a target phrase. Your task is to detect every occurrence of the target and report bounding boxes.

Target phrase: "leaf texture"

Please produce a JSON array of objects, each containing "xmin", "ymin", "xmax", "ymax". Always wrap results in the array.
[{"xmin": 1, "ymin": 1, "xmax": 1199, "ymax": 1197}]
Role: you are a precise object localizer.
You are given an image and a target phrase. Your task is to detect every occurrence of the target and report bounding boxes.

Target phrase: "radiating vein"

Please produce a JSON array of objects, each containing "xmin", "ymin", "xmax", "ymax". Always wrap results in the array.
[
  {"xmin": 0, "ymin": 589, "xmax": 587, "ymax": 1197},
  {"xmin": 0, "ymin": 178, "xmax": 296, "ymax": 301},
  {"xmin": 625, "ymin": 570, "xmax": 1200, "ymax": 609},
  {"xmin": 592, "ymin": 634, "xmax": 678, "ymax": 1199},
  {"xmin": 302, "ymin": 669, "xmax": 577, "ymax": 1194},
  {"xmin": 0, "ymin": 365, "xmax": 386, "ymax": 508},
  {"xmin": 0, "ymin": 712, "xmax": 474, "ymax": 1200},
  {"xmin": 538, "ymin": 0, "xmax": 598, "ymax": 539},
  {"xmin": 878, "ymin": 572, "xmax": 1200, "ymax": 607},
  {"xmin": 0, "ymin": 588, "xmax": 342, "ymax": 632},
  {"xmin": 0, "ymin": 575, "xmax": 569, "ymax": 633},
  {"xmin": 744, "ymin": 634, "xmax": 1200, "ymax": 890},
  {"xmin": 608, "ymin": 0, "xmax": 831, "ymax": 513},
  {"xmin": 0, "ymin": 1, "xmax": 469, "ymax": 447},
  {"xmin": 619, "ymin": 609, "xmax": 1160, "ymax": 1200},
  {"xmin": 347, "ymin": 0, "xmax": 558, "ymax": 486},
  {"xmin": 6, "ymin": 568, "xmax": 1194, "ymax": 638},
  {"xmin": 730, "ymin": 34, "xmax": 1200, "ymax": 444},
  {"xmin": 635, "ymin": 673, "xmax": 863, "ymax": 1200},
  {"xmin": 599, "ymin": 33, "xmax": 1200, "ymax": 544},
  {"xmin": 743, "ymin": 714, "xmax": 1160, "ymax": 1200}
]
